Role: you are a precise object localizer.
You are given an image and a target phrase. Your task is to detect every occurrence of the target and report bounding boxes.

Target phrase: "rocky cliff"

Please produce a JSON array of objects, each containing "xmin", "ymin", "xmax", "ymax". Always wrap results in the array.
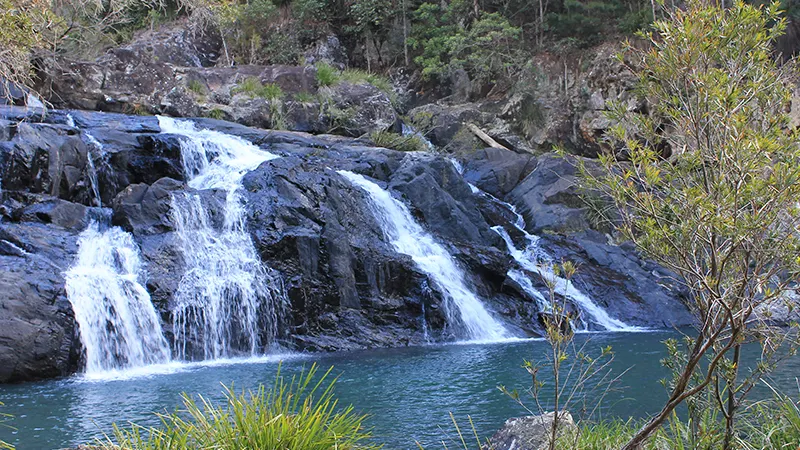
[{"xmin": 0, "ymin": 104, "xmax": 692, "ymax": 383}]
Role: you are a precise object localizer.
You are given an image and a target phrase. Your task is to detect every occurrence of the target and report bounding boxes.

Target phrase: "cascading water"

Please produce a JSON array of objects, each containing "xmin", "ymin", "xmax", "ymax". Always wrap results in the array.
[
  {"xmin": 64, "ymin": 115, "xmax": 171, "ymax": 375},
  {"xmin": 449, "ymin": 158, "xmax": 638, "ymax": 331},
  {"xmin": 485, "ymin": 195, "xmax": 638, "ymax": 331},
  {"xmin": 65, "ymin": 222, "xmax": 171, "ymax": 373},
  {"xmin": 158, "ymin": 116, "xmax": 286, "ymax": 360},
  {"xmin": 401, "ymin": 123, "xmax": 435, "ymax": 150},
  {"xmin": 68, "ymin": 113, "xmax": 102, "ymax": 207},
  {"xmin": 83, "ymin": 133, "xmax": 103, "ymax": 207},
  {"xmin": 338, "ymin": 170, "xmax": 511, "ymax": 342}
]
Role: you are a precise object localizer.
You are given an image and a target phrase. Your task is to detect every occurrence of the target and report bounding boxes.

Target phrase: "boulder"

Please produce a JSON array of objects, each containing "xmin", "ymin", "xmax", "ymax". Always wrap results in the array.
[
  {"xmin": 112, "ymin": 177, "xmax": 184, "ymax": 235},
  {"xmin": 0, "ymin": 223, "xmax": 79, "ymax": 383},
  {"xmin": 407, "ymin": 103, "xmax": 490, "ymax": 147},
  {"xmin": 320, "ymin": 82, "xmax": 397, "ymax": 136},
  {"xmin": 463, "ymin": 147, "xmax": 538, "ymax": 198},
  {"xmin": 489, "ymin": 412, "xmax": 577, "ymax": 450},
  {"xmin": 508, "ymin": 154, "xmax": 591, "ymax": 234},
  {"xmin": 303, "ymin": 35, "xmax": 349, "ymax": 69}
]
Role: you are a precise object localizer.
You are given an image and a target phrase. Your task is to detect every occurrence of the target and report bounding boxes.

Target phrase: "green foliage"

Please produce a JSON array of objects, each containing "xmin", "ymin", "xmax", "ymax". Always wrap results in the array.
[
  {"xmin": 743, "ymin": 385, "xmax": 800, "ymax": 449},
  {"xmin": 546, "ymin": 0, "xmax": 627, "ymax": 48},
  {"xmin": 232, "ymin": 77, "xmax": 284, "ymax": 100},
  {"xmin": 294, "ymin": 91, "xmax": 317, "ymax": 103},
  {"xmin": 369, "ymin": 130, "xmax": 427, "ymax": 152},
  {"xmin": 416, "ymin": 413, "xmax": 493, "ymax": 449},
  {"xmin": 0, "ymin": 401, "xmax": 13, "ymax": 450},
  {"xmin": 93, "ymin": 364, "xmax": 377, "ymax": 450},
  {"xmin": 348, "ymin": 0, "xmax": 392, "ymax": 35},
  {"xmin": 186, "ymin": 79, "xmax": 206, "ymax": 95},
  {"xmin": 0, "ymin": 0, "xmax": 50, "ymax": 101},
  {"xmin": 315, "ymin": 62, "xmax": 340, "ymax": 87},
  {"xmin": 558, "ymin": 419, "xmax": 642, "ymax": 449},
  {"xmin": 205, "ymin": 108, "xmax": 227, "ymax": 120},
  {"xmin": 410, "ymin": 4, "xmax": 522, "ymax": 84},
  {"xmin": 582, "ymin": 1, "xmax": 800, "ymax": 447}
]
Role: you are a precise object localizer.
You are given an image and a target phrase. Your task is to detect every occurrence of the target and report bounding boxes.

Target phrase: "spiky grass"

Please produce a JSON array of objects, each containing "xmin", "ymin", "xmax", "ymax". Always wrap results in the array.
[
  {"xmin": 315, "ymin": 62, "xmax": 339, "ymax": 87},
  {"xmin": 369, "ymin": 130, "xmax": 428, "ymax": 152},
  {"xmin": 232, "ymin": 77, "xmax": 284, "ymax": 100},
  {"xmin": 92, "ymin": 364, "xmax": 378, "ymax": 450}
]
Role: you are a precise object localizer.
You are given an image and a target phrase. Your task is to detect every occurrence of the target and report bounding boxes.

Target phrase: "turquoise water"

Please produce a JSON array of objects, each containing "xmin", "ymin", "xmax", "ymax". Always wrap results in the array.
[{"xmin": 1, "ymin": 331, "xmax": 798, "ymax": 449}]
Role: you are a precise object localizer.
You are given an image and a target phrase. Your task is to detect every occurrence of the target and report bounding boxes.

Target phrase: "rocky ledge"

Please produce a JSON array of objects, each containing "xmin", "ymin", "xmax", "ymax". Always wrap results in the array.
[{"xmin": 0, "ymin": 106, "xmax": 691, "ymax": 383}]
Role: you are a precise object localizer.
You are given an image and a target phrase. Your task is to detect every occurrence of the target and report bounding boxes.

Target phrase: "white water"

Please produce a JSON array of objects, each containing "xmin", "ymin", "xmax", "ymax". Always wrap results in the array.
[
  {"xmin": 158, "ymin": 116, "xmax": 286, "ymax": 360},
  {"xmin": 83, "ymin": 132, "xmax": 103, "ymax": 207},
  {"xmin": 449, "ymin": 157, "xmax": 638, "ymax": 331},
  {"xmin": 492, "ymin": 217, "xmax": 637, "ymax": 332},
  {"xmin": 338, "ymin": 170, "xmax": 511, "ymax": 342},
  {"xmin": 401, "ymin": 123, "xmax": 435, "ymax": 150},
  {"xmin": 65, "ymin": 223, "xmax": 171, "ymax": 373}
]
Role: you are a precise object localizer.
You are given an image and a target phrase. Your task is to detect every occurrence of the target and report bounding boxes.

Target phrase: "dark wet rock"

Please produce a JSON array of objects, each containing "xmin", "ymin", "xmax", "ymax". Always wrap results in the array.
[
  {"xmin": 0, "ymin": 222, "xmax": 79, "ymax": 383},
  {"xmin": 112, "ymin": 177, "xmax": 183, "ymax": 235},
  {"xmin": 389, "ymin": 154, "xmax": 497, "ymax": 244},
  {"xmin": 489, "ymin": 412, "xmax": 576, "ymax": 450},
  {"xmin": 0, "ymin": 105, "xmax": 694, "ymax": 381},
  {"xmin": 243, "ymin": 151, "xmax": 442, "ymax": 348},
  {"xmin": 463, "ymin": 147, "xmax": 538, "ymax": 198},
  {"xmin": 16, "ymin": 198, "xmax": 89, "ymax": 230},
  {"xmin": 508, "ymin": 154, "xmax": 591, "ymax": 234},
  {"xmin": 541, "ymin": 231, "xmax": 693, "ymax": 328}
]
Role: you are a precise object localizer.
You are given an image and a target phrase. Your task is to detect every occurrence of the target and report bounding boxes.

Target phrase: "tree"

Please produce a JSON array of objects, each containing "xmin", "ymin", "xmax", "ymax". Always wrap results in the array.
[
  {"xmin": 0, "ymin": 0, "xmax": 50, "ymax": 102},
  {"xmin": 581, "ymin": 1, "xmax": 800, "ymax": 448}
]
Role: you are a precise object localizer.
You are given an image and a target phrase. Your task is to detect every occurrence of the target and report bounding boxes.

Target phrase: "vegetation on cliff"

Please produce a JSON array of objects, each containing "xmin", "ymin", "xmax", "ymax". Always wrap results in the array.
[{"xmin": 3, "ymin": 0, "xmax": 796, "ymax": 106}]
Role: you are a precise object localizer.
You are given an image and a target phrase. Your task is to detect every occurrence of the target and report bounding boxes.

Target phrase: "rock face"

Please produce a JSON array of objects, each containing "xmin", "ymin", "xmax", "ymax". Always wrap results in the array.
[
  {"xmin": 0, "ymin": 222, "xmax": 79, "ymax": 383},
  {"xmin": 33, "ymin": 26, "xmax": 396, "ymax": 138},
  {"xmin": 0, "ymin": 105, "xmax": 691, "ymax": 382},
  {"xmin": 489, "ymin": 412, "xmax": 577, "ymax": 450}
]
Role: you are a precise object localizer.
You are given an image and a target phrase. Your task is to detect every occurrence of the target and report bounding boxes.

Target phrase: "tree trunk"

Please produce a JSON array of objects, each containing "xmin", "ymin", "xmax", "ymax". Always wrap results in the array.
[
  {"xmin": 402, "ymin": 0, "xmax": 409, "ymax": 66},
  {"xmin": 722, "ymin": 344, "xmax": 741, "ymax": 450}
]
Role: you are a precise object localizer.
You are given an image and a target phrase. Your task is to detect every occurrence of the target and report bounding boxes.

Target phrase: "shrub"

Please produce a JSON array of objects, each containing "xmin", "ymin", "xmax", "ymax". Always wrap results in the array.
[
  {"xmin": 92, "ymin": 364, "xmax": 377, "ymax": 450},
  {"xmin": 186, "ymin": 79, "xmax": 206, "ymax": 95},
  {"xmin": 315, "ymin": 62, "xmax": 340, "ymax": 87},
  {"xmin": 369, "ymin": 130, "xmax": 427, "ymax": 152},
  {"xmin": 232, "ymin": 77, "xmax": 284, "ymax": 100},
  {"xmin": 584, "ymin": 1, "xmax": 800, "ymax": 448}
]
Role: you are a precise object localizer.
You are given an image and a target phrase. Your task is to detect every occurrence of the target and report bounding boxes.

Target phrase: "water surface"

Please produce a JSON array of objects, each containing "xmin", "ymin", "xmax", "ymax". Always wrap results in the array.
[{"xmin": 1, "ymin": 331, "xmax": 798, "ymax": 449}]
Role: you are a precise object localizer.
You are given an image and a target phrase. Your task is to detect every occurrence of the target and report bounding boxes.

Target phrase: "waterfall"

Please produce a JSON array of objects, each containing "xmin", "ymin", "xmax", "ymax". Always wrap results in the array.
[
  {"xmin": 65, "ymin": 222, "xmax": 171, "ymax": 373},
  {"xmin": 401, "ymin": 123, "xmax": 435, "ymax": 150},
  {"xmin": 158, "ymin": 116, "xmax": 286, "ymax": 360},
  {"xmin": 338, "ymin": 170, "xmax": 511, "ymax": 342},
  {"xmin": 490, "ymin": 204, "xmax": 639, "ymax": 331},
  {"xmin": 67, "ymin": 113, "xmax": 103, "ymax": 207},
  {"xmin": 451, "ymin": 158, "xmax": 638, "ymax": 331},
  {"xmin": 83, "ymin": 132, "xmax": 103, "ymax": 207}
]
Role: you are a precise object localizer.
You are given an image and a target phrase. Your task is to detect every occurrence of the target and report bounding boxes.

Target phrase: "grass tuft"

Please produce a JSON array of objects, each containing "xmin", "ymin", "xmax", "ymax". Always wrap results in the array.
[
  {"xmin": 369, "ymin": 130, "xmax": 428, "ymax": 152},
  {"xmin": 315, "ymin": 62, "xmax": 339, "ymax": 87},
  {"xmin": 294, "ymin": 91, "xmax": 317, "ymax": 104},
  {"xmin": 232, "ymin": 77, "xmax": 285, "ymax": 100},
  {"xmin": 90, "ymin": 364, "xmax": 378, "ymax": 450},
  {"xmin": 186, "ymin": 79, "xmax": 206, "ymax": 95}
]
